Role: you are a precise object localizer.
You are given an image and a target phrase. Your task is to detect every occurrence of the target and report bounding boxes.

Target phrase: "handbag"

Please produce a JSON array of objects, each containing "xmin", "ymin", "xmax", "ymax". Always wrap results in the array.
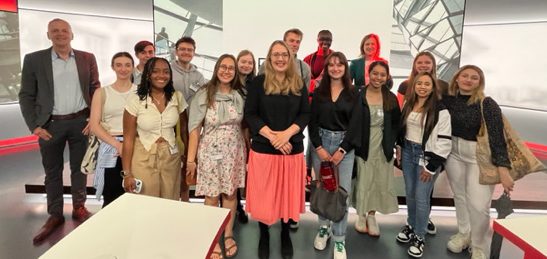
[
  {"xmin": 81, "ymin": 88, "xmax": 107, "ymax": 174},
  {"xmin": 320, "ymin": 161, "xmax": 337, "ymax": 191},
  {"xmin": 476, "ymin": 99, "xmax": 546, "ymax": 185},
  {"xmin": 309, "ymin": 162, "xmax": 348, "ymax": 222}
]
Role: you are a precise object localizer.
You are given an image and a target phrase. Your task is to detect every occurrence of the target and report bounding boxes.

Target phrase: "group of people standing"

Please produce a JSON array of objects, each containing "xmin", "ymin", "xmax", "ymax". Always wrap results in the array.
[{"xmin": 20, "ymin": 18, "xmax": 514, "ymax": 259}]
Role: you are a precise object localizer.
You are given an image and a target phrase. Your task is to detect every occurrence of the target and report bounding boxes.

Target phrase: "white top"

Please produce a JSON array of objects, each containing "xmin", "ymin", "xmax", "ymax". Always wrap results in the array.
[
  {"xmin": 406, "ymin": 111, "xmax": 424, "ymax": 143},
  {"xmin": 125, "ymin": 91, "xmax": 188, "ymax": 151},
  {"xmin": 103, "ymin": 84, "xmax": 137, "ymax": 134}
]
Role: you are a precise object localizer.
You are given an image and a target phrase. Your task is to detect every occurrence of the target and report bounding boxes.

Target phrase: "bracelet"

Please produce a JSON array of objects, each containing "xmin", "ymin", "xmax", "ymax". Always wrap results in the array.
[
  {"xmin": 315, "ymin": 146, "xmax": 323, "ymax": 151},
  {"xmin": 186, "ymin": 161, "xmax": 196, "ymax": 164},
  {"xmin": 338, "ymin": 148, "xmax": 347, "ymax": 154}
]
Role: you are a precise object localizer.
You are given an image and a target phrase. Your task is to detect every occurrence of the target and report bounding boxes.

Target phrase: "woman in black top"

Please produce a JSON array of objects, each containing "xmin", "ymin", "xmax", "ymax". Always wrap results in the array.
[
  {"xmin": 233, "ymin": 49, "xmax": 256, "ymax": 224},
  {"xmin": 308, "ymin": 52, "xmax": 361, "ymax": 257},
  {"xmin": 244, "ymin": 40, "xmax": 310, "ymax": 259},
  {"xmin": 443, "ymin": 65, "xmax": 513, "ymax": 259}
]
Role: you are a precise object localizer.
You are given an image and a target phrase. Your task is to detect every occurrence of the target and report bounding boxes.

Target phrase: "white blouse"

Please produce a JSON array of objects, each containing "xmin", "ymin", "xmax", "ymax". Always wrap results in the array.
[{"xmin": 125, "ymin": 91, "xmax": 188, "ymax": 151}]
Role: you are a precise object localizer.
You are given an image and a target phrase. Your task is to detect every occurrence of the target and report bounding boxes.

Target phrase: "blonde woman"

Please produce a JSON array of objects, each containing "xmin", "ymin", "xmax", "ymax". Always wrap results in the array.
[
  {"xmin": 443, "ymin": 65, "xmax": 513, "ymax": 259},
  {"xmin": 244, "ymin": 40, "xmax": 310, "ymax": 259}
]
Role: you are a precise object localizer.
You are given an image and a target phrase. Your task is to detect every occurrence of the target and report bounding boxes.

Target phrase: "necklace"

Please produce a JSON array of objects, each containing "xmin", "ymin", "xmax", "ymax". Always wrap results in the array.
[{"xmin": 151, "ymin": 93, "xmax": 165, "ymax": 105}]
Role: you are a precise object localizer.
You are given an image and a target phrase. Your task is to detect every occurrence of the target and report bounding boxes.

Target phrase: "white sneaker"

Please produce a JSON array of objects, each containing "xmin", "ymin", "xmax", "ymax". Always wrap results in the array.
[
  {"xmin": 396, "ymin": 225, "xmax": 415, "ymax": 243},
  {"xmin": 366, "ymin": 215, "xmax": 380, "ymax": 236},
  {"xmin": 470, "ymin": 247, "xmax": 487, "ymax": 259},
  {"xmin": 313, "ymin": 225, "xmax": 331, "ymax": 250},
  {"xmin": 354, "ymin": 215, "xmax": 367, "ymax": 233},
  {"xmin": 447, "ymin": 232, "xmax": 471, "ymax": 253},
  {"xmin": 333, "ymin": 241, "xmax": 347, "ymax": 259},
  {"xmin": 408, "ymin": 236, "xmax": 425, "ymax": 258}
]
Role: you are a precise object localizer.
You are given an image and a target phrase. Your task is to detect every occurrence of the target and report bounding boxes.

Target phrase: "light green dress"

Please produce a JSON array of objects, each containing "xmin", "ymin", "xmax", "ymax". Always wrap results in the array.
[{"xmin": 353, "ymin": 104, "xmax": 398, "ymax": 215}]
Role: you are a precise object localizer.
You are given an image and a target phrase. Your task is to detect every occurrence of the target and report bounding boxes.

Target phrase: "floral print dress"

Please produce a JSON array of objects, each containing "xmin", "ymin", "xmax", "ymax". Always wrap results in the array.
[{"xmin": 195, "ymin": 94, "xmax": 246, "ymax": 197}]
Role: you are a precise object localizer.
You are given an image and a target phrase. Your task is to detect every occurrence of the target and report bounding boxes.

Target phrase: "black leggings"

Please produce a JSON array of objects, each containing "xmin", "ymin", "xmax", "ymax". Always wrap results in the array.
[{"xmin": 102, "ymin": 157, "xmax": 125, "ymax": 208}]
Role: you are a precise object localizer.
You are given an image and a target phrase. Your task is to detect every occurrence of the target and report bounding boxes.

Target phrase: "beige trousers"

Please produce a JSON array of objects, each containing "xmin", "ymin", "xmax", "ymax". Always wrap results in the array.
[{"xmin": 132, "ymin": 138, "xmax": 181, "ymax": 200}]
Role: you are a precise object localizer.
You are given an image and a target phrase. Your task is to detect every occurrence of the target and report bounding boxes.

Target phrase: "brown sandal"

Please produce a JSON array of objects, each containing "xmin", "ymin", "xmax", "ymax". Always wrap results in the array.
[
  {"xmin": 224, "ymin": 236, "xmax": 238, "ymax": 258},
  {"xmin": 210, "ymin": 244, "xmax": 223, "ymax": 259}
]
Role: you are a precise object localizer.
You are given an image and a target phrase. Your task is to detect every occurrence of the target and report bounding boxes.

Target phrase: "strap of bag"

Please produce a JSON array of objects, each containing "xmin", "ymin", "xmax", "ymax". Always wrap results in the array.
[{"xmin": 479, "ymin": 98, "xmax": 487, "ymax": 136}]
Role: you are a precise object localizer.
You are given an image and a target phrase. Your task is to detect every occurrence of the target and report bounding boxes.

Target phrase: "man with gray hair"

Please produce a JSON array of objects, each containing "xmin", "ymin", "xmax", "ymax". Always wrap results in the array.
[{"xmin": 19, "ymin": 18, "xmax": 100, "ymax": 244}]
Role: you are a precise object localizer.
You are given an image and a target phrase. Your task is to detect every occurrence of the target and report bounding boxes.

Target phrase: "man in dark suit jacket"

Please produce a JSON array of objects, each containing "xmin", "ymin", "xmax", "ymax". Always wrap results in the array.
[{"xmin": 18, "ymin": 18, "xmax": 100, "ymax": 244}]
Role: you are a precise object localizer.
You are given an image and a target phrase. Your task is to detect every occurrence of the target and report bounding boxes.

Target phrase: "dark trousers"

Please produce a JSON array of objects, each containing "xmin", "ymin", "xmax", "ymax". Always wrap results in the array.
[
  {"xmin": 38, "ymin": 116, "xmax": 88, "ymax": 217},
  {"xmin": 102, "ymin": 157, "xmax": 125, "ymax": 208}
]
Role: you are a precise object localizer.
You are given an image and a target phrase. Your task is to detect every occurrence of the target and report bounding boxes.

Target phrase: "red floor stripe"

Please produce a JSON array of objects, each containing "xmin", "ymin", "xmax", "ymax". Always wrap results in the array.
[{"xmin": 0, "ymin": 135, "xmax": 38, "ymax": 147}]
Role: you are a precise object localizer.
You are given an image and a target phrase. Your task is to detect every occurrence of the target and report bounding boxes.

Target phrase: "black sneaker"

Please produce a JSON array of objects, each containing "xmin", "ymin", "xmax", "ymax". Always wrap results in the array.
[
  {"xmin": 408, "ymin": 236, "xmax": 425, "ymax": 258},
  {"xmin": 426, "ymin": 219, "xmax": 436, "ymax": 235},
  {"xmin": 396, "ymin": 225, "xmax": 415, "ymax": 243}
]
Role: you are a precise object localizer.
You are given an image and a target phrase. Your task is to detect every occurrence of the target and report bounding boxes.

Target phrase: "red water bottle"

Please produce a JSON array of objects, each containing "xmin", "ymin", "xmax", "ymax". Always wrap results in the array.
[{"xmin": 320, "ymin": 161, "xmax": 337, "ymax": 191}]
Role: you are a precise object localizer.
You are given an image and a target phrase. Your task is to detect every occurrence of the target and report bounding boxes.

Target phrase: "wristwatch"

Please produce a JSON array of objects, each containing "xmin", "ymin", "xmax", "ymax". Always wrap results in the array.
[{"xmin": 120, "ymin": 170, "xmax": 131, "ymax": 178}]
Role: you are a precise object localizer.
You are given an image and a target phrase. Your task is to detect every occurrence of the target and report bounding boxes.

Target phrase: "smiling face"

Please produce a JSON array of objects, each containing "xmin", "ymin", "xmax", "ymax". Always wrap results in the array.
[
  {"xmin": 149, "ymin": 59, "xmax": 170, "ymax": 90},
  {"xmin": 414, "ymin": 74, "xmax": 434, "ymax": 99},
  {"xmin": 217, "ymin": 57, "xmax": 236, "ymax": 85},
  {"xmin": 237, "ymin": 54, "xmax": 254, "ymax": 76},
  {"xmin": 369, "ymin": 64, "xmax": 388, "ymax": 89},
  {"xmin": 363, "ymin": 38, "xmax": 378, "ymax": 57},
  {"xmin": 47, "ymin": 20, "xmax": 73, "ymax": 48},
  {"xmin": 414, "ymin": 55, "xmax": 434, "ymax": 74},
  {"xmin": 269, "ymin": 43, "xmax": 290, "ymax": 73},
  {"xmin": 112, "ymin": 56, "xmax": 134, "ymax": 81},
  {"xmin": 327, "ymin": 56, "xmax": 345, "ymax": 80},
  {"xmin": 456, "ymin": 68, "xmax": 481, "ymax": 95},
  {"xmin": 176, "ymin": 42, "xmax": 195, "ymax": 64}
]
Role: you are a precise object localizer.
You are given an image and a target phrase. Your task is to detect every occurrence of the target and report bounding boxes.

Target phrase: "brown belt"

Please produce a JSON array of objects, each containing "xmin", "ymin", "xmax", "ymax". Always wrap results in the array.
[{"xmin": 51, "ymin": 108, "xmax": 89, "ymax": 120}]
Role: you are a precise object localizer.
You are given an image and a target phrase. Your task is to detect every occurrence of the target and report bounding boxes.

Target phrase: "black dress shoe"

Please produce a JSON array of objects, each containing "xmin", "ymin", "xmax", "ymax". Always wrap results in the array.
[
  {"xmin": 258, "ymin": 231, "xmax": 270, "ymax": 259},
  {"xmin": 33, "ymin": 215, "xmax": 65, "ymax": 244}
]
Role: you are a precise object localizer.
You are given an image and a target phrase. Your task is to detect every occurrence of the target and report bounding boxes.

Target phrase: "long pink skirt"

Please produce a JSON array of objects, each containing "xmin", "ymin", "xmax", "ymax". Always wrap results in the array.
[{"xmin": 245, "ymin": 150, "xmax": 306, "ymax": 225}]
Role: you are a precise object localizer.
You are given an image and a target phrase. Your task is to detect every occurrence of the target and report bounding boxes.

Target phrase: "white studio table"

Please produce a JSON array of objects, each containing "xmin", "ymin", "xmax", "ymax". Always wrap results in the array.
[
  {"xmin": 493, "ymin": 216, "xmax": 547, "ymax": 259},
  {"xmin": 40, "ymin": 193, "xmax": 230, "ymax": 259}
]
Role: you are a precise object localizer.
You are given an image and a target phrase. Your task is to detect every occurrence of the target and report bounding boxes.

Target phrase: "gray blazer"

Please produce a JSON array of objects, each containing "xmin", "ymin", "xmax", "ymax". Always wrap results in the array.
[{"xmin": 19, "ymin": 47, "xmax": 100, "ymax": 132}]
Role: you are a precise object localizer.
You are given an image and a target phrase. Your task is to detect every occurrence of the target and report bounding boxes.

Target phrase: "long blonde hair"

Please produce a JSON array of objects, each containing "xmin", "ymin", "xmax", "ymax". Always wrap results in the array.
[
  {"xmin": 448, "ymin": 65, "xmax": 485, "ymax": 104},
  {"xmin": 263, "ymin": 40, "xmax": 303, "ymax": 95}
]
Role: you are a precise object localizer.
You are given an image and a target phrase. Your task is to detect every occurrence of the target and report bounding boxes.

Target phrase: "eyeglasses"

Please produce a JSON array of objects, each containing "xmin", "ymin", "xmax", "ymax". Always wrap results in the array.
[
  {"xmin": 271, "ymin": 52, "xmax": 290, "ymax": 59},
  {"xmin": 219, "ymin": 65, "xmax": 236, "ymax": 72}
]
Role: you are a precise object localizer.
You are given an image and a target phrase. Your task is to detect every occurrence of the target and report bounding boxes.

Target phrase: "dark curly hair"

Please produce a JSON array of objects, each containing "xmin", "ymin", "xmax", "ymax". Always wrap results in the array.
[{"xmin": 137, "ymin": 57, "xmax": 175, "ymax": 108}]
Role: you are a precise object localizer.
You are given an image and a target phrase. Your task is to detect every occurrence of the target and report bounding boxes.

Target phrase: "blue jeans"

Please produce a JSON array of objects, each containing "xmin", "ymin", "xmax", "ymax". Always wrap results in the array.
[
  {"xmin": 311, "ymin": 128, "xmax": 354, "ymax": 242},
  {"xmin": 402, "ymin": 140, "xmax": 438, "ymax": 239}
]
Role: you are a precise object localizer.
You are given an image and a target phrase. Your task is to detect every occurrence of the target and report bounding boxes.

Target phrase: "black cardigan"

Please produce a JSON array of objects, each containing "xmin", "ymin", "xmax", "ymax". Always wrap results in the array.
[
  {"xmin": 244, "ymin": 75, "xmax": 310, "ymax": 154},
  {"xmin": 355, "ymin": 87, "xmax": 401, "ymax": 161}
]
